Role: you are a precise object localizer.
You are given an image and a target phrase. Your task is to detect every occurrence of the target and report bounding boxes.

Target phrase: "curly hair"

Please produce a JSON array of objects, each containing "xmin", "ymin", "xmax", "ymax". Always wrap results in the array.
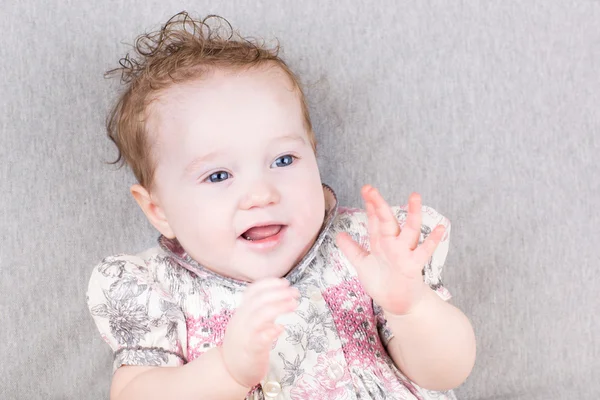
[{"xmin": 106, "ymin": 11, "xmax": 315, "ymax": 189}]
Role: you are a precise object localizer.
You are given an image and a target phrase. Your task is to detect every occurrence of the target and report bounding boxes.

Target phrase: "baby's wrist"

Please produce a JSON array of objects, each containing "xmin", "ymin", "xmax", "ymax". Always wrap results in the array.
[
  {"xmin": 383, "ymin": 282, "xmax": 434, "ymax": 319},
  {"xmin": 216, "ymin": 345, "xmax": 252, "ymax": 390}
]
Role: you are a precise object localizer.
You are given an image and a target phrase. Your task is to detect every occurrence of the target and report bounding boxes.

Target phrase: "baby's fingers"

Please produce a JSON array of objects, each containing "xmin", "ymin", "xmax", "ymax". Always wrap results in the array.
[
  {"xmin": 399, "ymin": 192, "xmax": 423, "ymax": 251},
  {"xmin": 336, "ymin": 232, "xmax": 369, "ymax": 266},
  {"xmin": 249, "ymin": 295, "xmax": 299, "ymax": 330},
  {"xmin": 363, "ymin": 185, "xmax": 399, "ymax": 237},
  {"xmin": 243, "ymin": 285, "xmax": 299, "ymax": 313},
  {"xmin": 242, "ymin": 324, "xmax": 285, "ymax": 360},
  {"xmin": 414, "ymin": 224, "xmax": 445, "ymax": 261},
  {"xmin": 257, "ymin": 324, "xmax": 285, "ymax": 346}
]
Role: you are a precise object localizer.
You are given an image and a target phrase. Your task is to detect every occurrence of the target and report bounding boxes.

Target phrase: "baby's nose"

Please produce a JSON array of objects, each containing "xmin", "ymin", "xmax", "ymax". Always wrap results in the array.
[{"xmin": 240, "ymin": 182, "xmax": 281, "ymax": 210}]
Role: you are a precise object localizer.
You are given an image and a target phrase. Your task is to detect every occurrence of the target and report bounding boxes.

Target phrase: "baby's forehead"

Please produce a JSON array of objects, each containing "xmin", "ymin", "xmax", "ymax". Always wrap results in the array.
[
  {"xmin": 147, "ymin": 66, "xmax": 297, "ymax": 123},
  {"xmin": 154, "ymin": 65, "xmax": 299, "ymax": 112},
  {"xmin": 145, "ymin": 65, "xmax": 305, "ymax": 149}
]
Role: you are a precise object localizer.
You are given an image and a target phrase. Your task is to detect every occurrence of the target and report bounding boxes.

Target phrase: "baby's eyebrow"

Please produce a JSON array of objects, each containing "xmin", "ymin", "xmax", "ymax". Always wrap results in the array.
[
  {"xmin": 183, "ymin": 151, "xmax": 221, "ymax": 176},
  {"xmin": 272, "ymin": 134, "xmax": 307, "ymax": 145}
]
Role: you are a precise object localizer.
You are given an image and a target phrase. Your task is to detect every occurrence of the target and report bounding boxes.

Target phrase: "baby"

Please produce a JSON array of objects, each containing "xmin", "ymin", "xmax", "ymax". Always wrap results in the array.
[{"xmin": 87, "ymin": 11, "xmax": 476, "ymax": 400}]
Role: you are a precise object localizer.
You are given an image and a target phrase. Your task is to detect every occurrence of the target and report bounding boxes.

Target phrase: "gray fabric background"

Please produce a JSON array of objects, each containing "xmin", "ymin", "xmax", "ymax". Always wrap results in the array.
[{"xmin": 1, "ymin": 0, "xmax": 598, "ymax": 399}]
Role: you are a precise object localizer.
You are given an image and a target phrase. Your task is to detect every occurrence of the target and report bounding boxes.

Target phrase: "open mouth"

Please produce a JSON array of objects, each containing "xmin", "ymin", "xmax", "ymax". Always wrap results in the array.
[{"xmin": 240, "ymin": 224, "xmax": 285, "ymax": 242}]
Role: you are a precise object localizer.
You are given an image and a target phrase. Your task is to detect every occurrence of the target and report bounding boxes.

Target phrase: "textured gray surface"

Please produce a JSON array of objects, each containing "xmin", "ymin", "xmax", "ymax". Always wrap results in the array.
[{"xmin": 1, "ymin": 0, "xmax": 599, "ymax": 399}]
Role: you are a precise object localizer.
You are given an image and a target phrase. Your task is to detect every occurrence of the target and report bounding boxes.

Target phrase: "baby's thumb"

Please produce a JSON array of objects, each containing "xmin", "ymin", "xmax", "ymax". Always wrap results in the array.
[{"xmin": 336, "ymin": 232, "xmax": 369, "ymax": 268}]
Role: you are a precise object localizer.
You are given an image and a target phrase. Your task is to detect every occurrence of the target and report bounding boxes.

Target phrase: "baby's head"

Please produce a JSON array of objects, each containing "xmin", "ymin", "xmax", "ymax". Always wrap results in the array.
[{"xmin": 107, "ymin": 12, "xmax": 325, "ymax": 282}]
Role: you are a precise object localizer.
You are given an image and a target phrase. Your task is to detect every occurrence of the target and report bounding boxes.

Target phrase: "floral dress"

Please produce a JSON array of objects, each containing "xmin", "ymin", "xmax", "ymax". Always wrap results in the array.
[{"xmin": 87, "ymin": 185, "xmax": 457, "ymax": 400}]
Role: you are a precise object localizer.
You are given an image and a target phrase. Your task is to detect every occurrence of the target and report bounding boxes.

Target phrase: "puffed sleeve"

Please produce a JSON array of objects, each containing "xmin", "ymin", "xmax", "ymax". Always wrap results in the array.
[
  {"xmin": 87, "ymin": 254, "xmax": 187, "ymax": 372},
  {"xmin": 375, "ymin": 205, "xmax": 453, "ymax": 346}
]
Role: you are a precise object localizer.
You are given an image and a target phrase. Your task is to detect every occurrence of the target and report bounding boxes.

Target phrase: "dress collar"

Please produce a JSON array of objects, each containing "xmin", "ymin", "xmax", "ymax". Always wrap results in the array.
[{"xmin": 158, "ymin": 184, "xmax": 338, "ymax": 290}]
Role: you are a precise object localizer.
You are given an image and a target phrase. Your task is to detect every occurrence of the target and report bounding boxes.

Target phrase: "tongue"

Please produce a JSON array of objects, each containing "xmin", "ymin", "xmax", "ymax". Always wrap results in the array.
[{"xmin": 243, "ymin": 225, "xmax": 282, "ymax": 241}]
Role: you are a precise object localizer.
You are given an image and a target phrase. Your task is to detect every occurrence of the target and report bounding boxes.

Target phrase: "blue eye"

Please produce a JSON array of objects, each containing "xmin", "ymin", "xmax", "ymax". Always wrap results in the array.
[
  {"xmin": 206, "ymin": 171, "xmax": 230, "ymax": 183},
  {"xmin": 272, "ymin": 155, "xmax": 296, "ymax": 168}
]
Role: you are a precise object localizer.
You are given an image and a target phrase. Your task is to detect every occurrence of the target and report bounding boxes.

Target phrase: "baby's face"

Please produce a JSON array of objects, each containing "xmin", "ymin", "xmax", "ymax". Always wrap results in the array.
[{"xmin": 146, "ymin": 66, "xmax": 325, "ymax": 282}]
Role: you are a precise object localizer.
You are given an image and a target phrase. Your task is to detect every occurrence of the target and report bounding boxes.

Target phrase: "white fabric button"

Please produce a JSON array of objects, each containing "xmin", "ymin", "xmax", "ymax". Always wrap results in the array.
[
  {"xmin": 327, "ymin": 363, "xmax": 345, "ymax": 381},
  {"xmin": 309, "ymin": 289, "xmax": 322, "ymax": 302},
  {"xmin": 262, "ymin": 380, "xmax": 282, "ymax": 398}
]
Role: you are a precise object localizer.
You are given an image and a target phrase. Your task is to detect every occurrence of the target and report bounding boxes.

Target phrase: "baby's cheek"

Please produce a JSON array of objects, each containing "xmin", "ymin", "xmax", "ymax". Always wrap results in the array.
[
  {"xmin": 181, "ymin": 208, "xmax": 233, "ymax": 253},
  {"xmin": 292, "ymin": 203, "xmax": 325, "ymax": 254},
  {"xmin": 293, "ymin": 208, "xmax": 321, "ymax": 240}
]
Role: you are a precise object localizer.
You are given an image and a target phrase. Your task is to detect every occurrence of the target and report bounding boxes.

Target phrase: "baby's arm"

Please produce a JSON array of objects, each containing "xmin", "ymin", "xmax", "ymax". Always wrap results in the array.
[
  {"xmin": 383, "ymin": 285, "xmax": 476, "ymax": 391},
  {"xmin": 110, "ymin": 350, "xmax": 247, "ymax": 400},
  {"xmin": 337, "ymin": 186, "xmax": 475, "ymax": 390},
  {"xmin": 90, "ymin": 271, "xmax": 298, "ymax": 400}
]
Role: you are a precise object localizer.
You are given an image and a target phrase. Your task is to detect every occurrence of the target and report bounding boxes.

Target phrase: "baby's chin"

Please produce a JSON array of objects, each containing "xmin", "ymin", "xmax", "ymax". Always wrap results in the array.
[
  {"xmin": 190, "ymin": 241, "xmax": 311, "ymax": 282},
  {"xmin": 234, "ymin": 258, "xmax": 298, "ymax": 282},
  {"xmin": 230, "ymin": 230, "xmax": 320, "ymax": 282}
]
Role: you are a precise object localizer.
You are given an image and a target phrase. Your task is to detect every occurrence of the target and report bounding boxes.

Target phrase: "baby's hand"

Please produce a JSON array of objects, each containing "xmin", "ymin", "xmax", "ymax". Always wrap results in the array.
[
  {"xmin": 336, "ymin": 185, "xmax": 445, "ymax": 316},
  {"xmin": 220, "ymin": 278, "xmax": 299, "ymax": 388}
]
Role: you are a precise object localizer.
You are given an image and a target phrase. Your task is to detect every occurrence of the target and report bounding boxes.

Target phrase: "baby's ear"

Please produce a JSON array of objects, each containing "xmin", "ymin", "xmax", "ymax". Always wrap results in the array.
[{"xmin": 130, "ymin": 184, "xmax": 176, "ymax": 239}]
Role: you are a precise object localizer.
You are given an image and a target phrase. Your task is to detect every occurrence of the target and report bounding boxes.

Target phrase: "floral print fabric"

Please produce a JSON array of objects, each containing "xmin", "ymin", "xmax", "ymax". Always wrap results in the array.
[{"xmin": 87, "ymin": 185, "xmax": 456, "ymax": 399}]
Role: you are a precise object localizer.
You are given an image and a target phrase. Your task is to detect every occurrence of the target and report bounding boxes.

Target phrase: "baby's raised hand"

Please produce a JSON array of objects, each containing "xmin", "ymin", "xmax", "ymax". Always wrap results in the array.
[
  {"xmin": 220, "ymin": 278, "xmax": 299, "ymax": 388},
  {"xmin": 336, "ymin": 185, "xmax": 445, "ymax": 316}
]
